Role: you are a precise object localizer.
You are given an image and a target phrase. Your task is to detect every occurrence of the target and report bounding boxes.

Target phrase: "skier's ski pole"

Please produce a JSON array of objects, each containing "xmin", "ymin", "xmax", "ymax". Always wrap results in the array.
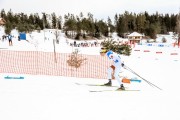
[
  {"xmin": 124, "ymin": 65, "xmax": 162, "ymax": 90},
  {"xmin": 126, "ymin": 66, "xmax": 162, "ymax": 90},
  {"xmin": 125, "ymin": 66, "xmax": 154, "ymax": 87}
]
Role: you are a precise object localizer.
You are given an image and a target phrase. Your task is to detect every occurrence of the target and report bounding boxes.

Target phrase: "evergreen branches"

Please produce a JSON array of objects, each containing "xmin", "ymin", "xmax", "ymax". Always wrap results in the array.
[{"xmin": 101, "ymin": 39, "xmax": 132, "ymax": 56}]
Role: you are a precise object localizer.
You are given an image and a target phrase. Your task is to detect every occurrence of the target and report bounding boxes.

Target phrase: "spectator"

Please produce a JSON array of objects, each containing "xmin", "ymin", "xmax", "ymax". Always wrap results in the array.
[
  {"xmin": 18, "ymin": 35, "xmax": 20, "ymax": 41},
  {"xmin": 74, "ymin": 40, "xmax": 77, "ymax": 47},
  {"xmin": 8, "ymin": 34, "xmax": 13, "ymax": 46}
]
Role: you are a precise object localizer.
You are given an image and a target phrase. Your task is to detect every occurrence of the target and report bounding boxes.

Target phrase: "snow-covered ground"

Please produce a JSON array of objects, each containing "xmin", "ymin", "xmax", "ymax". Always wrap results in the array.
[{"xmin": 0, "ymin": 29, "xmax": 180, "ymax": 120}]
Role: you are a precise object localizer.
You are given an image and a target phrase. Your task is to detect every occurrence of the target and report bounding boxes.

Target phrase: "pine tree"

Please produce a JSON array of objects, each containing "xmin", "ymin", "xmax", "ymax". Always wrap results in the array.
[
  {"xmin": 51, "ymin": 12, "xmax": 57, "ymax": 29},
  {"xmin": 101, "ymin": 39, "xmax": 132, "ymax": 56},
  {"xmin": 176, "ymin": 10, "xmax": 180, "ymax": 45},
  {"xmin": 0, "ymin": 9, "xmax": 6, "ymax": 19}
]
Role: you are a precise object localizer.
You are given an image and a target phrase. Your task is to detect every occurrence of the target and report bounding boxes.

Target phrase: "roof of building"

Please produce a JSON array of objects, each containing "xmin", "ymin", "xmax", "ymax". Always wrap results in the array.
[{"xmin": 128, "ymin": 32, "xmax": 143, "ymax": 37}]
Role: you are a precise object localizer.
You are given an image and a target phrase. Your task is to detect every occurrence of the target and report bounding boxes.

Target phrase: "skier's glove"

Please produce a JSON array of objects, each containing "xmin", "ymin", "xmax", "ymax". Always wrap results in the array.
[
  {"xmin": 121, "ymin": 63, "xmax": 124, "ymax": 67},
  {"xmin": 110, "ymin": 65, "xmax": 115, "ymax": 70}
]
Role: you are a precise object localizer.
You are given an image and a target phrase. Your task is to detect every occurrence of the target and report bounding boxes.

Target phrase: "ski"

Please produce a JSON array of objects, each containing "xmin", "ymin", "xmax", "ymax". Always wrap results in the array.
[
  {"xmin": 89, "ymin": 89, "xmax": 140, "ymax": 92},
  {"xmin": 75, "ymin": 83, "xmax": 118, "ymax": 88}
]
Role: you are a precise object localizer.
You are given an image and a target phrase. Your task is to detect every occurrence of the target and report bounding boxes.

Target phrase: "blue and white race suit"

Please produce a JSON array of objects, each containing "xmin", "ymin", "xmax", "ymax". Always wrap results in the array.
[{"xmin": 106, "ymin": 50, "xmax": 123, "ymax": 85}]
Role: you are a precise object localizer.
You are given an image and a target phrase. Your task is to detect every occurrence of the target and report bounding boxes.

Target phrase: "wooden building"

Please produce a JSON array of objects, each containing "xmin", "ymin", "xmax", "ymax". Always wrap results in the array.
[{"xmin": 127, "ymin": 32, "xmax": 143, "ymax": 44}]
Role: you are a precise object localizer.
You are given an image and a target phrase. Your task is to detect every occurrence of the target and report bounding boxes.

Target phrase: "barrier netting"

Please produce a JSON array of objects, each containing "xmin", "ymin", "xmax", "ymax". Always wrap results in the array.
[{"xmin": 0, "ymin": 50, "xmax": 111, "ymax": 79}]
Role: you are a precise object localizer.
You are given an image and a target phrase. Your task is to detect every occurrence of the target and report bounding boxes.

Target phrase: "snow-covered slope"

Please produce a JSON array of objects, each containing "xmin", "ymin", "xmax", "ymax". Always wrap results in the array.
[{"xmin": 0, "ymin": 29, "xmax": 180, "ymax": 120}]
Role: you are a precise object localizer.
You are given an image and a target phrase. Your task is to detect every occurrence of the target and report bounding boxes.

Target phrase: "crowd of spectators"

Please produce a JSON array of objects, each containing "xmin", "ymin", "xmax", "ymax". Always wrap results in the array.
[{"xmin": 68, "ymin": 40, "xmax": 103, "ymax": 47}]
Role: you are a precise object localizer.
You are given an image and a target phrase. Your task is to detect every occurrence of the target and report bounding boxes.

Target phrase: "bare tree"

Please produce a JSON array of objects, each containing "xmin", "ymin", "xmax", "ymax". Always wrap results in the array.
[
  {"xmin": 67, "ymin": 49, "xmax": 87, "ymax": 69},
  {"xmin": 54, "ymin": 30, "xmax": 60, "ymax": 44},
  {"xmin": 52, "ymin": 30, "xmax": 60, "ymax": 63}
]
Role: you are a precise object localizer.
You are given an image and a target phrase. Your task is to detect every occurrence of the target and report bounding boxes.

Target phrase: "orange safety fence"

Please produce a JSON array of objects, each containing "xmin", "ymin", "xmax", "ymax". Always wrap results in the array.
[{"xmin": 0, "ymin": 50, "xmax": 111, "ymax": 79}]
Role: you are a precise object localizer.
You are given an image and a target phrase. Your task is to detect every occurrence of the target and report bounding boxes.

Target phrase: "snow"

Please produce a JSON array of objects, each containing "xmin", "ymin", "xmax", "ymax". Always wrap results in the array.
[{"xmin": 0, "ymin": 28, "xmax": 180, "ymax": 120}]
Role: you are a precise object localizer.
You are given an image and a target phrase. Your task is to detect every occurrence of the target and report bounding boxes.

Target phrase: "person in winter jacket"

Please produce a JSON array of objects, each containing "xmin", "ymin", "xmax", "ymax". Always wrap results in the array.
[{"xmin": 8, "ymin": 34, "xmax": 13, "ymax": 46}]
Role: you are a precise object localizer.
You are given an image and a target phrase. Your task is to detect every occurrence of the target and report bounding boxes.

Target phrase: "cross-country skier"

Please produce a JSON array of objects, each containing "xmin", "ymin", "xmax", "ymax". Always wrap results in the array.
[{"xmin": 100, "ymin": 47, "xmax": 125, "ymax": 90}]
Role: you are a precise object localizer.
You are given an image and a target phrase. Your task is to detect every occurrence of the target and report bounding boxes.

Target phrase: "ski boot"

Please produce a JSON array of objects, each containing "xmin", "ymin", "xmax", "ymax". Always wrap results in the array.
[
  {"xmin": 103, "ymin": 80, "xmax": 112, "ymax": 86},
  {"xmin": 118, "ymin": 84, "xmax": 125, "ymax": 90}
]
